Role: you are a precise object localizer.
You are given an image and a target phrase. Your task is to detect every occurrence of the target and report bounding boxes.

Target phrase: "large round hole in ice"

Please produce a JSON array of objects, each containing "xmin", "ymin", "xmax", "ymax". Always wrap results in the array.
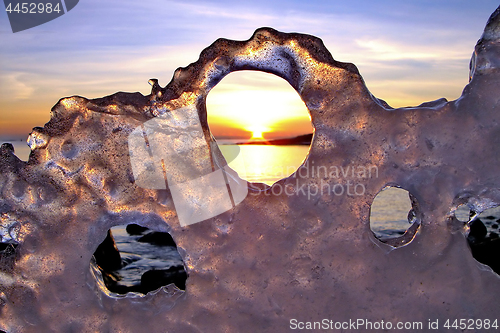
[{"xmin": 206, "ymin": 71, "xmax": 313, "ymax": 186}]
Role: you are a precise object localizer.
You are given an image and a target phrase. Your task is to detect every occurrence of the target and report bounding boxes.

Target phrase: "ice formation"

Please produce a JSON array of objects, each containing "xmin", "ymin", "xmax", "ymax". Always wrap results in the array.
[{"xmin": 1, "ymin": 6, "xmax": 500, "ymax": 332}]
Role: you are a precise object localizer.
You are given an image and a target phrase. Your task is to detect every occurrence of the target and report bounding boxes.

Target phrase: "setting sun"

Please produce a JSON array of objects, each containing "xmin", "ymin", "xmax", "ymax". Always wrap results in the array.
[
  {"xmin": 206, "ymin": 71, "xmax": 312, "ymax": 142},
  {"xmin": 248, "ymin": 125, "xmax": 269, "ymax": 139},
  {"xmin": 251, "ymin": 131, "xmax": 263, "ymax": 139}
]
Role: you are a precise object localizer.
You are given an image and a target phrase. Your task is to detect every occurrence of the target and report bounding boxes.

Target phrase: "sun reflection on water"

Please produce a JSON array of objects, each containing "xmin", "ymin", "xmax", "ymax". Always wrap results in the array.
[{"xmin": 220, "ymin": 145, "xmax": 310, "ymax": 186}]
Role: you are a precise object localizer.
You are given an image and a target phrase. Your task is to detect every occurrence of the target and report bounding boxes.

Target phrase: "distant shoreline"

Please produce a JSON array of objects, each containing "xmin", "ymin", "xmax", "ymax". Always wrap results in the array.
[{"xmin": 234, "ymin": 133, "xmax": 313, "ymax": 146}]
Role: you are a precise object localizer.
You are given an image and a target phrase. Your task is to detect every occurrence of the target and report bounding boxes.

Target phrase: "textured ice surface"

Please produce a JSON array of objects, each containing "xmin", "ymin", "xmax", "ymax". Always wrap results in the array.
[{"xmin": 1, "ymin": 6, "xmax": 500, "ymax": 332}]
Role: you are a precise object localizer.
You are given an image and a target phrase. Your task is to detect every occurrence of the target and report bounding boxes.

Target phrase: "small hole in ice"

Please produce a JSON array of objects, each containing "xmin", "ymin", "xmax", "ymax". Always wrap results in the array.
[
  {"xmin": 91, "ymin": 224, "xmax": 187, "ymax": 295},
  {"xmin": 466, "ymin": 206, "xmax": 500, "ymax": 275},
  {"xmin": 369, "ymin": 186, "xmax": 420, "ymax": 247},
  {"xmin": 455, "ymin": 204, "xmax": 471, "ymax": 222},
  {"xmin": 206, "ymin": 71, "xmax": 313, "ymax": 186}
]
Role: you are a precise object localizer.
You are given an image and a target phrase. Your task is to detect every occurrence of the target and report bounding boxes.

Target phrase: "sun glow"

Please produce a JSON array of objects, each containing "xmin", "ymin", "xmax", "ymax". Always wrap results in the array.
[
  {"xmin": 206, "ymin": 71, "xmax": 312, "ymax": 141},
  {"xmin": 248, "ymin": 125, "xmax": 269, "ymax": 139},
  {"xmin": 251, "ymin": 130, "xmax": 263, "ymax": 139}
]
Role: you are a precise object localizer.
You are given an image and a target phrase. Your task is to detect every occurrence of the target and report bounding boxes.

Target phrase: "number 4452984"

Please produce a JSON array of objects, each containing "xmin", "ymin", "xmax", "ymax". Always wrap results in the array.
[
  {"xmin": 444, "ymin": 319, "xmax": 498, "ymax": 330},
  {"xmin": 5, "ymin": 3, "xmax": 61, "ymax": 14}
]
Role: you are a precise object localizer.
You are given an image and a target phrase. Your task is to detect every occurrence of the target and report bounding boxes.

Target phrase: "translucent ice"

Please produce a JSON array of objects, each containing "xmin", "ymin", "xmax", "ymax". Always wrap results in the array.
[
  {"xmin": 128, "ymin": 104, "xmax": 247, "ymax": 226},
  {"xmin": 1, "ymin": 6, "xmax": 500, "ymax": 332}
]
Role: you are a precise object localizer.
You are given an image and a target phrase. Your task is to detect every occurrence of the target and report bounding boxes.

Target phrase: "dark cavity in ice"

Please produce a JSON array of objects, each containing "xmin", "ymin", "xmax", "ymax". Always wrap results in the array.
[
  {"xmin": 0, "ymin": 243, "xmax": 18, "ymax": 272},
  {"xmin": 463, "ymin": 206, "xmax": 500, "ymax": 275},
  {"xmin": 92, "ymin": 224, "xmax": 187, "ymax": 295}
]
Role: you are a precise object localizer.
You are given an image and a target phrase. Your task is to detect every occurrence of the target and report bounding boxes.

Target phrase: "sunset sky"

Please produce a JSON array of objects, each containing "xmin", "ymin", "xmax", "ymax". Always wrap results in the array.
[{"xmin": 1, "ymin": 0, "xmax": 498, "ymax": 141}]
